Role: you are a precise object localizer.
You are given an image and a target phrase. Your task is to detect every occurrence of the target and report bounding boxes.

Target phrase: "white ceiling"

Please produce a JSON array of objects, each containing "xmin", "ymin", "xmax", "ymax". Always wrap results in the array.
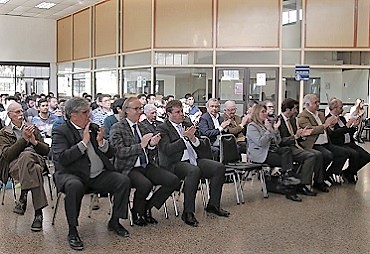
[{"xmin": 0, "ymin": 0, "xmax": 101, "ymax": 19}]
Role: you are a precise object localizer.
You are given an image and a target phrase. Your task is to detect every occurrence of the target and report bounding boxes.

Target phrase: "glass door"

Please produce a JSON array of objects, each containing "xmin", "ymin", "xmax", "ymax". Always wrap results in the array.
[{"xmin": 216, "ymin": 67, "xmax": 279, "ymax": 115}]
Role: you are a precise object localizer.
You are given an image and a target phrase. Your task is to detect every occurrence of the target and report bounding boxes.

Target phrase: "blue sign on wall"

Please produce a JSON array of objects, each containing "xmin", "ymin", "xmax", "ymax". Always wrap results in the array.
[{"xmin": 295, "ymin": 65, "xmax": 310, "ymax": 81}]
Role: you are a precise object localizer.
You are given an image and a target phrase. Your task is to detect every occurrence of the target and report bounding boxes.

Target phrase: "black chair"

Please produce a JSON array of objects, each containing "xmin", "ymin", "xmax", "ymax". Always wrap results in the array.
[
  {"xmin": 1, "ymin": 177, "xmax": 17, "ymax": 205},
  {"xmin": 199, "ymin": 136, "xmax": 239, "ymax": 205},
  {"xmin": 220, "ymin": 134, "xmax": 268, "ymax": 204}
]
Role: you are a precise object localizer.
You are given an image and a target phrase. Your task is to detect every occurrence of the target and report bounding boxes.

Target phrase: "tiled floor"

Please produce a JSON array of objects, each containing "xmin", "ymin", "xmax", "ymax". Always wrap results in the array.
[{"xmin": 2, "ymin": 144, "xmax": 370, "ymax": 254}]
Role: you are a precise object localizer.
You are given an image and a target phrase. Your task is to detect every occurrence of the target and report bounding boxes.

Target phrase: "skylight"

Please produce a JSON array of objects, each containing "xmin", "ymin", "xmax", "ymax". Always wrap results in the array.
[{"xmin": 35, "ymin": 2, "xmax": 56, "ymax": 9}]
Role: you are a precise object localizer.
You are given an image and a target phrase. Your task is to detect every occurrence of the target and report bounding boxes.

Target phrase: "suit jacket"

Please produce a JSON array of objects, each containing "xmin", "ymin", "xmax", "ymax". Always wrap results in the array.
[
  {"xmin": 277, "ymin": 114, "xmax": 305, "ymax": 147},
  {"xmin": 198, "ymin": 112, "xmax": 226, "ymax": 144},
  {"xmin": 140, "ymin": 119, "xmax": 162, "ymax": 134},
  {"xmin": 109, "ymin": 118, "xmax": 155, "ymax": 174},
  {"xmin": 0, "ymin": 124, "xmax": 49, "ymax": 183},
  {"xmin": 52, "ymin": 121, "xmax": 115, "ymax": 187},
  {"xmin": 246, "ymin": 121, "xmax": 281, "ymax": 163},
  {"xmin": 222, "ymin": 113, "xmax": 245, "ymax": 142},
  {"xmin": 325, "ymin": 114, "xmax": 356, "ymax": 145},
  {"xmin": 156, "ymin": 119, "xmax": 208, "ymax": 171},
  {"xmin": 297, "ymin": 109, "xmax": 328, "ymax": 149}
]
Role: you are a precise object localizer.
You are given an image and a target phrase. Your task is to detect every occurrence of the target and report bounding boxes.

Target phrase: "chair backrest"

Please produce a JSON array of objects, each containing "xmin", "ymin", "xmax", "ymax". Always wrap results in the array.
[
  {"xmin": 198, "ymin": 136, "xmax": 214, "ymax": 160},
  {"xmin": 220, "ymin": 134, "xmax": 241, "ymax": 164}
]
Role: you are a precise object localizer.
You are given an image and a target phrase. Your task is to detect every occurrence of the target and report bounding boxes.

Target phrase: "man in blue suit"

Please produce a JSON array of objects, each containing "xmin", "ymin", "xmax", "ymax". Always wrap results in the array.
[{"xmin": 198, "ymin": 98, "xmax": 230, "ymax": 160}]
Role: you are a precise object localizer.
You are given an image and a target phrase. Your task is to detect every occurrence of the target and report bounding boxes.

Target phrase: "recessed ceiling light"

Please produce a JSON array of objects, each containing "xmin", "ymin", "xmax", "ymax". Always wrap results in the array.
[
  {"xmin": 35, "ymin": 2, "xmax": 56, "ymax": 9},
  {"xmin": 0, "ymin": 0, "xmax": 10, "ymax": 4}
]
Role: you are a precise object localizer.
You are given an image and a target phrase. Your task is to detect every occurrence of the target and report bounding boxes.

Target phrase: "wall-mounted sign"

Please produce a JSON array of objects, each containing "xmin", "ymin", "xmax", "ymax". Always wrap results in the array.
[
  {"xmin": 295, "ymin": 65, "xmax": 310, "ymax": 81},
  {"xmin": 256, "ymin": 73, "xmax": 266, "ymax": 86}
]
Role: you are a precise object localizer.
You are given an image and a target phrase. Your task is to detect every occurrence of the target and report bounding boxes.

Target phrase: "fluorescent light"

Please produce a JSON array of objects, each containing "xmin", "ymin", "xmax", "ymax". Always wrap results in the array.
[
  {"xmin": 35, "ymin": 2, "xmax": 56, "ymax": 9},
  {"xmin": 0, "ymin": 0, "xmax": 10, "ymax": 4}
]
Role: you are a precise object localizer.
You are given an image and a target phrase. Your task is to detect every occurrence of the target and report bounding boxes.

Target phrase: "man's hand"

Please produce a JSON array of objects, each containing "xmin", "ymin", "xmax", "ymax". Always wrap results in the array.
[
  {"xmin": 82, "ymin": 122, "xmax": 91, "ymax": 145},
  {"xmin": 324, "ymin": 116, "xmax": 337, "ymax": 128},
  {"xmin": 149, "ymin": 133, "xmax": 161, "ymax": 146},
  {"xmin": 96, "ymin": 126, "xmax": 105, "ymax": 146},
  {"xmin": 220, "ymin": 119, "xmax": 231, "ymax": 129},
  {"xmin": 22, "ymin": 125, "xmax": 34, "ymax": 141},
  {"xmin": 241, "ymin": 115, "xmax": 249, "ymax": 126},
  {"xmin": 301, "ymin": 127, "xmax": 313, "ymax": 137},
  {"xmin": 141, "ymin": 133, "xmax": 153, "ymax": 148},
  {"xmin": 183, "ymin": 125, "xmax": 197, "ymax": 142}
]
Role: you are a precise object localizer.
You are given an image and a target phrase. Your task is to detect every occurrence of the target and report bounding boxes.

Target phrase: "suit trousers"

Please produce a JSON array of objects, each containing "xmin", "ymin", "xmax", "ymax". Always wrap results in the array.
[
  {"xmin": 128, "ymin": 164, "xmax": 180, "ymax": 215},
  {"xmin": 343, "ymin": 142, "xmax": 370, "ymax": 175},
  {"xmin": 264, "ymin": 147, "xmax": 293, "ymax": 171},
  {"xmin": 62, "ymin": 171, "xmax": 130, "ymax": 227},
  {"xmin": 173, "ymin": 159, "xmax": 225, "ymax": 213},
  {"xmin": 313, "ymin": 143, "xmax": 349, "ymax": 177},
  {"xmin": 291, "ymin": 147, "xmax": 324, "ymax": 185},
  {"xmin": 9, "ymin": 151, "xmax": 48, "ymax": 211}
]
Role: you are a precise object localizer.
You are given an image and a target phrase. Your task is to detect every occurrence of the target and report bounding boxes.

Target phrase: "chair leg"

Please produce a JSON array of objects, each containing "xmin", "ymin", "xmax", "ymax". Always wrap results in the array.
[
  {"xmin": 128, "ymin": 204, "xmax": 133, "ymax": 227},
  {"xmin": 52, "ymin": 192, "xmax": 62, "ymax": 226},
  {"xmin": 11, "ymin": 178, "xmax": 17, "ymax": 203},
  {"xmin": 163, "ymin": 201, "xmax": 168, "ymax": 219},
  {"xmin": 172, "ymin": 192, "xmax": 179, "ymax": 217},
  {"xmin": 1, "ymin": 182, "xmax": 5, "ymax": 205},
  {"xmin": 199, "ymin": 180, "xmax": 206, "ymax": 209},
  {"xmin": 205, "ymin": 179, "xmax": 210, "ymax": 200},
  {"xmin": 88, "ymin": 194, "xmax": 95, "ymax": 218},
  {"xmin": 260, "ymin": 170, "xmax": 269, "ymax": 198},
  {"xmin": 231, "ymin": 174, "xmax": 240, "ymax": 205},
  {"xmin": 46, "ymin": 174, "xmax": 53, "ymax": 201},
  {"xmin": 236, "ymin": 173, "xmax": 245, "ymax": 204}
]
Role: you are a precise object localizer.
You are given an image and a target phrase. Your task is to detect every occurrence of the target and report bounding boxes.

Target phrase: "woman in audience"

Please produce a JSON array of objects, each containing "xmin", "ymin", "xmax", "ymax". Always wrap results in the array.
[{"xmin": 246, "ymin": 104, "xmax": 300, "ymax": 201}]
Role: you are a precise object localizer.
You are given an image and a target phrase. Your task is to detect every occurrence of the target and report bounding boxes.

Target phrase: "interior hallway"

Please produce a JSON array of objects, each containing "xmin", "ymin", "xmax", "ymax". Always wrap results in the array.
[{"xmin": 1, "ymin": 144, "xmax": 370, "ymax": 254}]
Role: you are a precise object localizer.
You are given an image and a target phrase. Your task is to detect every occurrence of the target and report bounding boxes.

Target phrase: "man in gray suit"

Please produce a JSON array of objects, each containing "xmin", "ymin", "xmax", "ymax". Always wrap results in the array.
[{"xmin": 110, "ymin": 97, "xmax": 180, "ymax": 226}]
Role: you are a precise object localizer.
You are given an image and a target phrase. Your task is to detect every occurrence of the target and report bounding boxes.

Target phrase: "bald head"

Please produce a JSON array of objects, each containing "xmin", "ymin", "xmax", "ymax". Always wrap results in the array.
[
  {"xmin": 7, "ymin": 102, "xmax": 24, "ymax": 127},
  {"xmin": 224, "ymin": 100, "xmax": 237, "ymax": 117}
]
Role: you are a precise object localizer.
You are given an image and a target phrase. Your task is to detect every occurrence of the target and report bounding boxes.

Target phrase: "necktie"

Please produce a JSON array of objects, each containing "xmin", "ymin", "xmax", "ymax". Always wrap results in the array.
[
  {"xmin": 286, "ymin": 119, "xmax": 303, "ymax": 149},
  {"xmin": 176, "ymin": 124, "xmax": 198, "ymax": 166},
  {"xmin": 132, "ymin": 124, "xmax": 147, "ymax": 168}
]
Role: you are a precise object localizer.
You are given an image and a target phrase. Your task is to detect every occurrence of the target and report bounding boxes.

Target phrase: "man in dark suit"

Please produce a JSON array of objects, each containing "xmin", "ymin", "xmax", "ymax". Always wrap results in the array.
[
  {"xmin": 198, "ymin": 98, "xmax": 231, "ymax": 159},
  {"xmin": 109, "ymin": 97, "xmax": 179, "ymax": 227},
  {"xmin": 141, "ymin": 103, "xmax": 163, "ymax": 133},
  {"xmin": 326, "ymin": 98, "xmax": 370, "ymax": 183},
  {"xmin": 278, "ymin": 98, "xmax": 325, "ymax": 195},
  {"xmin": 52, "ymin": 97, "xmax": 131, "ymax": 251},
  {"xmin": 297, "ymin": 94, "xmax": 350, "ymax": 188},
  {"xmin": 157, "ymin": 100, "xmax": 230, "ymax": 227}
]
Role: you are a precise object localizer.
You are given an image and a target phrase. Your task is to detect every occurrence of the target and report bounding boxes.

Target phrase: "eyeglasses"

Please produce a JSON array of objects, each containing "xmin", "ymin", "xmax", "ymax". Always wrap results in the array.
[{"xmin": 127, "ymin": 106, "xmax": 143, "ymax": 111}]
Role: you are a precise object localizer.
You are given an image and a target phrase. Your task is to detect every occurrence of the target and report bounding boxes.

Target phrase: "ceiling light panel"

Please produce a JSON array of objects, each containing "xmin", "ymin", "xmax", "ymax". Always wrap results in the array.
[{"xmin": 35, "ymin": 2, "xmax": 56, "ymax": 9}]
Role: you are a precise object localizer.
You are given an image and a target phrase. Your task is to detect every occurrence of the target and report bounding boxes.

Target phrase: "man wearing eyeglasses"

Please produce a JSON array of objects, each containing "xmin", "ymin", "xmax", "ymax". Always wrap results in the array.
[
  {"xmin": 110, "ymin": 97, "xmax": 180, "ymax": 227},
  {"xmin": 0, "ymin": 102, "xmax": 49, "ymax": 232}
]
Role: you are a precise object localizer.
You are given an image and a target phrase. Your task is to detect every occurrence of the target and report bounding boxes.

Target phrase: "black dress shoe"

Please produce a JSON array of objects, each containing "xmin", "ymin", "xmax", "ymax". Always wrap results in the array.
[
  {"xmin": 205, "ymin": 205, "xmax": 230, "ymax": 217},
  {"xmin": 285, "ymin": 194, "xmax": 302, "ymax": 202},
  {"xmin": 68, "ymin": 233, "xmax": 84, "ymax": 250},
  {"xmin": 108, "ymin": 222, "xmax": 130, "ymax": 237},
  {"xmin": 297, "ymin": 186, "xmax": 317, "ymax": 196},
  {"xmin": 133, "ymin": 213, "xmax": 148, "ymax": 226},
  {"xmin": 181, "ymin": 212, "xmax": 199, "ymax": 227},
  {"xmin": 313, "ymin": 182, "xmax": 330, "ymax": 193},
  {"xmin": 144, "ymin": 209, "xmax": 158, "ymax": 224}
]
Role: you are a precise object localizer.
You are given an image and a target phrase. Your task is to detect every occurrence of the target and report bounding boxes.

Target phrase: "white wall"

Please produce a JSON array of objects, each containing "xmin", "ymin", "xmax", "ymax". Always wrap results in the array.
[{"xmin": 0, "ymin": 15, "xmax": 57, "ymax": 92}]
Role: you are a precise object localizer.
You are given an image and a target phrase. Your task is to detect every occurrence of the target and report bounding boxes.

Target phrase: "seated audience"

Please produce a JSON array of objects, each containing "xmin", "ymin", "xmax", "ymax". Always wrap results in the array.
[
  {"xmin": 32, "ymin": 98, "xmax": 58, "ymax": 138},
  {"xmin": 278, "ymin": 98, "xmax": 327, "ymax": 194},
  {"xmin": 109, "ymin": 97, "xmax": 180, "ymax": 226},
  {"xmin": 157, "ymin": 100, "xmax": 230, "ymax": 227},
  {"xmin": 327, "ymin": 98, "xmax": 370, "ymax": 183},
  {"xmin": 91, "ymin": 94, "xmax": 113, "ymax": 126},
  {"xmin": 297, "ymin": 94, "xmax": 350, "ymax": 184},
  {"xmin": 184, "ymin": 93, "xmax": 202, "ymax": 123},
  {"xmin": 246, "ymin": 104, "xmax": 301, "ymax": 202},
  {"xmin": 222, "ymin": 100, "xmax": 248, "ymax": 154},
  {"xmin": 103, "ymin": 98, "xmax": 125, "ymax": 139},
  {"xmin": 52, "ymin": 97, "xmax": 131, "ymax": 250},
  {"xmin": 350, "ymin": 98, "xmax": 366, "ymax": 143},
  {"xmin": 0, "ymin": 102, "xmax": 49, "ymax": 231}
]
